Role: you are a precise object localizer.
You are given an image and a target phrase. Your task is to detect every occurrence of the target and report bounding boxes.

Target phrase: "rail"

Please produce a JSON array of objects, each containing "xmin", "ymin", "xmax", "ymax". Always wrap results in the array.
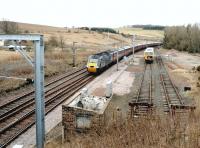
[
  {"xmin": 0, "ymin": 68, "xmax": 94, "ymax": 148},
  {"xmin": 129, "ymin": 63, "xmax": 153, "ymax": 117}
]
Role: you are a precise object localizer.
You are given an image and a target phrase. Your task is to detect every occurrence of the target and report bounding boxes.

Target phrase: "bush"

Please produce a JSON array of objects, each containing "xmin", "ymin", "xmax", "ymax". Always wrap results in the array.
[
  {"xmin": 48, "ymin": 36, "xmax": 59, "ymax": 47},
  {"xmin": 24, "ymin": 30, "xmax": 29, "ymax": 33},
  {"xmin": 197, "ymin": 65, "xmax": 200, "ymax": 72},
  {"xmin": 79, "ymin": 27, "xmax": 89, "ymax": 30}
]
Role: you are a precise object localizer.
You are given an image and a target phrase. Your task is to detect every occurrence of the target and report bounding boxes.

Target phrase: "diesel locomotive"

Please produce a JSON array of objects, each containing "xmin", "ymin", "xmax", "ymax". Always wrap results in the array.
[
  {"xmin": 144, "ymin": 47, "xmax": 155, "ymax": 64},
  {"xmin": 87, "ymin": 42, "xmax": 161, "ymax": 74}
]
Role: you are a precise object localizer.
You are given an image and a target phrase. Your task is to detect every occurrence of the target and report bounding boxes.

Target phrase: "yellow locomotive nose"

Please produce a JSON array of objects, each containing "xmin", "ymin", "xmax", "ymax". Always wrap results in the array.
[{"xmin": 87, "ymin": 63, "xmax": 97, "ymax": 73}]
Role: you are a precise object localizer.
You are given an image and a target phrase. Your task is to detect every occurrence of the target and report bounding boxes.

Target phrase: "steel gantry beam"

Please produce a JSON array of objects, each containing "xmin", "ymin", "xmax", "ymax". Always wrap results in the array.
[{"xmin": 0, "ymin": 34, "xmax": 45, "ymax": 148}]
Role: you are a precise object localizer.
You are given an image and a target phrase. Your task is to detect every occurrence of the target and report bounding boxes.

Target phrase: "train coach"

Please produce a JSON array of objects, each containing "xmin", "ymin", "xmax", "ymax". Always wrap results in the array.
[{"xmin": 87, "ymin": 42, "xmax": 162, "ymax": 74}]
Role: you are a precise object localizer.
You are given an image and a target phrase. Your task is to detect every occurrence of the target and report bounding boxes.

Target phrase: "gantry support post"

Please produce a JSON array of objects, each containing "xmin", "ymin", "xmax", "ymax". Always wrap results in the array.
[
  {"xmin": 34, "ymin": 36, "xmax": 45, "ymax": 148},
  {"xmin": 0, "ymin": 34, "xmax": 45, "ymax": 148}
]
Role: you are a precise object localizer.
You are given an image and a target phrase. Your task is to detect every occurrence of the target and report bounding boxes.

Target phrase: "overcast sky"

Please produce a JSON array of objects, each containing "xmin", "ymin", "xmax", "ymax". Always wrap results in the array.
[{"xmin": 0, "ymin": 0, "xmax": 199, "ymax": 27}]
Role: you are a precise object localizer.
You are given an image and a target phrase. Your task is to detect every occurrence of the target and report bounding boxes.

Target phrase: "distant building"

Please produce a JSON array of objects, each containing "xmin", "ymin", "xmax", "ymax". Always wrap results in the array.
[{"xmin": 0, "ymin": 40, "xmax": 4, "ymax": 46}]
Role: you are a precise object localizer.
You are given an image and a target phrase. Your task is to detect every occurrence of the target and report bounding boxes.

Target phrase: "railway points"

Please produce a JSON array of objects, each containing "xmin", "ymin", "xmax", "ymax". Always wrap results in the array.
[{"xmin": 129, "ymin": 49, "xmax": 195, "ymax": 118}]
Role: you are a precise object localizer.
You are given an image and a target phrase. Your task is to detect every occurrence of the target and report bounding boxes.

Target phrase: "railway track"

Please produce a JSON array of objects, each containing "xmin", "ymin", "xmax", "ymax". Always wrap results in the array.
[
  {"xmin": 0, "ymin": 67, "xmax": 94, "ymax": 148},
  {"xmin": 0, "ymin": 67, "xmax": 86, "ymax": 111},
  {"xmin": 129, "ymin": 63, "xmax": 154, "ymax": 117},
  {"xmin": 0, "ymin": 68, "xmax": 87, "ymax": 119},
  {"xmin": 156, "ymin": 53, "xmax": 195, "ymax": 114},
  {"xmin": 129, "ymin": 49, "xmax": 195, "ymax": 118}
]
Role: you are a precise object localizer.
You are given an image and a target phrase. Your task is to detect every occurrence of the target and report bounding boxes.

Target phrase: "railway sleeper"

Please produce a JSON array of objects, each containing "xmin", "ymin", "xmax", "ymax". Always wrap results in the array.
[
  {"xmin": 129, "ymin": 102, "xmax": 153, "ymax": 107},
  {"xmin": 170, "ymin": 104, "xmax": 196, "ymax": 110}
]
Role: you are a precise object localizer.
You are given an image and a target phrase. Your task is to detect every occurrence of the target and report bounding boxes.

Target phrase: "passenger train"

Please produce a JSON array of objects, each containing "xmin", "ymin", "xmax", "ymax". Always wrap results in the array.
[{"xmin": 87, "ymin": 42, "xmax": 161, "ymax": 74}]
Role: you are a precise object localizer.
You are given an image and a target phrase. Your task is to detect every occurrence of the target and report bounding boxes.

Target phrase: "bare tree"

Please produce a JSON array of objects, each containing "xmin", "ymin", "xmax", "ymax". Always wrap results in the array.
[
  {"xmin": 163, "ymin": 24, "xmax": 200, "ymax": 53},
  {"xmin": 0, "ymin": 19, "xmax": 19, "ymax": 34}
]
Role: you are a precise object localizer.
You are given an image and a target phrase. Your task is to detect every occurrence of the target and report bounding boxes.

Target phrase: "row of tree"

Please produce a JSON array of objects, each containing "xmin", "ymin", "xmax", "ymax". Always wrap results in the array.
[
  {"xmin": 80, "ymin": 27, "xmax": 118, "ymax": 34},
  {"xmin": 128, "ymin": 25, "xmax": 165, "ymax": 30},
  {"xmin": 163, "ymin": 24, "xmax": 200, "ymax": 53},
  {"xmin": 0, "ymin": 19, "xmax": 19, "ymax": 34}
]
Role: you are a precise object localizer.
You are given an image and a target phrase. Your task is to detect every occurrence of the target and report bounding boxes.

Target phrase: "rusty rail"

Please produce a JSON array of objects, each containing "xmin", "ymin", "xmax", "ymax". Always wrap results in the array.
[
  {"xmin": 156, "ymin": 51, "xmax": 195, "ymax": 113},
  {"xmin": 129, "ymin": 63, "xmax": 153, "ymax": 117}
]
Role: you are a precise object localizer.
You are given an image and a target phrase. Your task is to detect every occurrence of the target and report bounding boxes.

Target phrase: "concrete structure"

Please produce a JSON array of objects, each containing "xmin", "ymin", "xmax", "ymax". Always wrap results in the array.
[
  {"xmin": 0, "ymin": 40, "xmax": 4, "ymax": 46},
  {"xmin": 106, "ymin": 80, "xmax": 112, "ymax": 98},
  {"xmin": 62, "ymin": 89, "xmax": 112, "ymax": 140}
]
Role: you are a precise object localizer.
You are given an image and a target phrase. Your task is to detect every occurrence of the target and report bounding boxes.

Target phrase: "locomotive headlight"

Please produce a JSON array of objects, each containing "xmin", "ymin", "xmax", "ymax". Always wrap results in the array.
[
  {"xmin": 87, "ymin": 62, "xmax": 98, "ymax": 73},
  {"xmin": 87, "ymin": 62, "xmax": 98, "ymax": 68}
]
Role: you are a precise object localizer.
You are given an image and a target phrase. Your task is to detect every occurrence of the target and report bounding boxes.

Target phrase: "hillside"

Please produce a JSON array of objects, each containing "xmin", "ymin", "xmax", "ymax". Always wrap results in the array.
[
  {"xmin": 0, "ymin": 22, "xmax": 133, "ymax": 94},
  {"xmin": 0, "ymin": 22, "xmax": 163, "ymax": 94},
  {"xmin": 17, "ymin": 22, "xmax": 131, "ymax": 50},
  {"xmin": 18, "ymin": 22, "xmax": 67, "ymax": 33},
  {"xmin": 117, "ymin": 27, "xmax": 164, "ymax": 41}
]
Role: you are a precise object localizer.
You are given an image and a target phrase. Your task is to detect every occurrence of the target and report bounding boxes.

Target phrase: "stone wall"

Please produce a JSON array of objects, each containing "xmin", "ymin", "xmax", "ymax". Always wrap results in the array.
[{"xmin": 62, "ymin": 105, "xmax": 106, "ymax": 140}]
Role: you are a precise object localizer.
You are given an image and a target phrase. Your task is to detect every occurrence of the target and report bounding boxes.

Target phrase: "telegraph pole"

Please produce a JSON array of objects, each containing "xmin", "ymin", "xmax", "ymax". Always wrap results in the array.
[
  {"xmin": 117, "ymin": 51, "xmax": 119, "ymax": 71},
  {"xmin": 145, "ymin": 40, "xmax": 148, "ymax": 48},
  {"xmin": 115, "ymin": 44, "xmax": 119, "ymax": 71},
  {"xmin": 72, "ymin": 42, "xmax": 77, "ymax": 67},
  {"xmin": 132, "ymin": 34, "xmax": 135, "ymax": 62}
]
